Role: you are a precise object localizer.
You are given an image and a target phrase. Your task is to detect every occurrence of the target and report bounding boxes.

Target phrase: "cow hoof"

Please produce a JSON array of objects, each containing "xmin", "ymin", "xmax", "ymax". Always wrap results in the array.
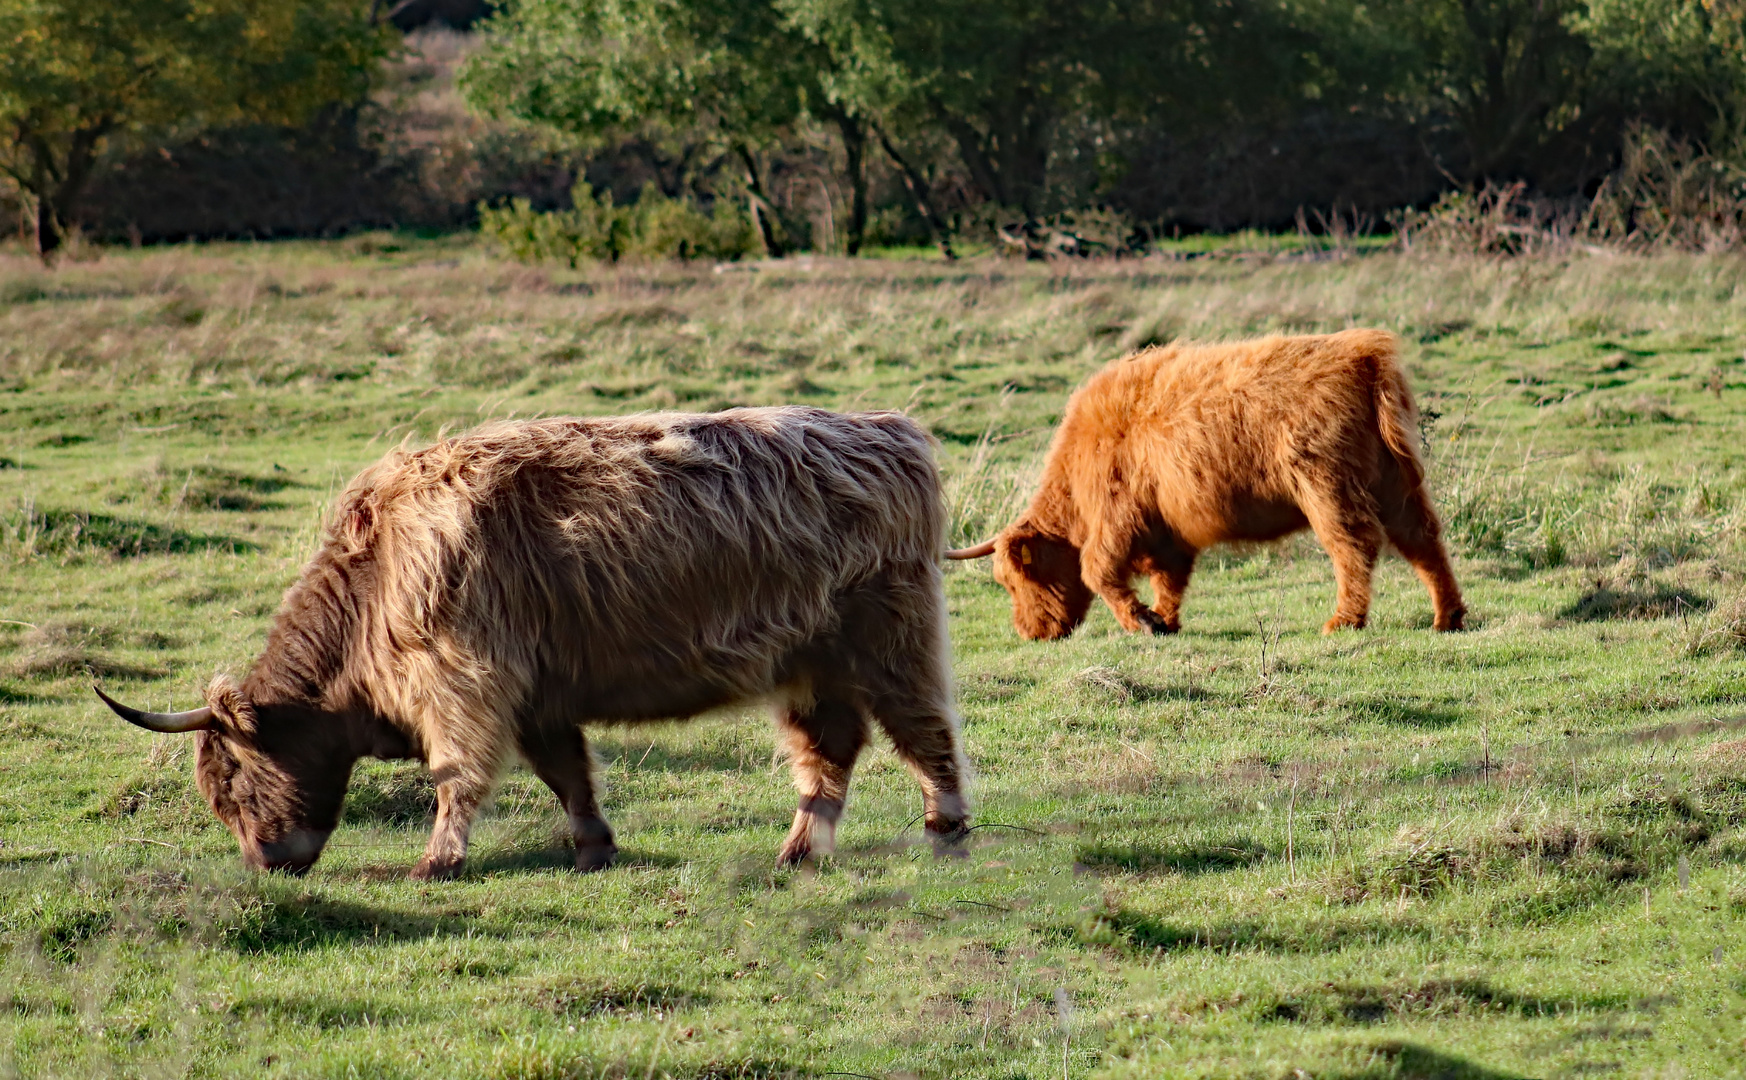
[
  {"xmin": 1435, "ymin": 610, "xmax": 1467, "ymax": 632},
  {"xmin": 775, "ymin": 839, "xmax": 812, "ymax": 869},
  {"xmin": 1133, "ymin": 610, "xmax": 1177, "ymax": 636},
  {"xmin": 409, "ymin": 857, "xmax": 463, "ymax": 881},
  {"xmin": 1322, "ymin": 615, "xmax": 1365, "ymax": 634},
  {"xmin": 575, "ymin": 844, "xmax": 618, "ymax": 873}
]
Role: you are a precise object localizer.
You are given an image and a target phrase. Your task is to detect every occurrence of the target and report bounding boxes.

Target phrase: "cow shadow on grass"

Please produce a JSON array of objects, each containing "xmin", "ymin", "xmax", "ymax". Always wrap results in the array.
[
  {"xmin": 341, "ymin": 763, "xmax": 436, "ymax": 826},
  {"xmin": 464, "ymin": 846, "xmax": 685, "ymax": 877},
  {"xmin": 1075, "ymin": 838, "xmax": 1268, "ymax": 876},
  {"xmin": 595, "ymin": 739, "xmax": 751, "ymax": 776},
  {"xmin": 8, "ymin": 508, "xmax": 255, "ymax": 558},
  {"xmin": 229, "ymin": 992, "xmax": 427, "ymax": 1030},
  {"xmin": 1070, "ymin": 667, "xmax": 1222, "ymax": 705},
  {"xmin": 1197, "ymin": 626, "xmax": 1265, "ymax": 642},
  {"xmin": 1316, "ymin": 1043, "xmax": 1530, "ymax": 1080},
  {"xmin": 1093, "ymin": 907, "xmax": 1434, "ymax": 955},
  {"xmin": 229, "ymin": 893, "xmax": 490, "ymax": 953},
  {"xmin": 1345, "ymin": 696, "xmax": 1465, "ymax": 730},
  {"xmin": 1559, "ymin": 583, "xmax": 1710, "ymax": 622},
  {"xmin": 1259, "ymin": 977, "xmax": 1628, "ymax": 1027}
]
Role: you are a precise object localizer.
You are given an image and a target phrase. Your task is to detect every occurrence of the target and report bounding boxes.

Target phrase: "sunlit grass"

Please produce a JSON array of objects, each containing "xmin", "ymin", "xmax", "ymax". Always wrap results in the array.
[{"xmin": 1, "ymin": 237, "xmax": 1745, "ymax": 1077}]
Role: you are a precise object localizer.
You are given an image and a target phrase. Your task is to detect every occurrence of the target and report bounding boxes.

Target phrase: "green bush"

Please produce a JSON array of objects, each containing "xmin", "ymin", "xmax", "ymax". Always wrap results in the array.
[{"xmin": 479, "ymin": 182, "xmax": 759, "ymax": 266}]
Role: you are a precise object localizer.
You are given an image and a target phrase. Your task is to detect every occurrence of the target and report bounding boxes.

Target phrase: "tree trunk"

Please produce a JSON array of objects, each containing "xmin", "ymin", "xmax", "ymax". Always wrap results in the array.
[
  {"xmin": 874, "ymin": 127, "xmax": 956, "ymax": 260},
  {"xmin": 34, "ymin": 198, "xmax": 62, "ymax": 260},
  {"xmin": 937, "ymin": 103, "xmax": 1050, "ymax": 218},
  {"xmin": 735, "ymin": 144, "xmax": 786, "ymax": 258},
  {"xmin": 937, "ymin": 113, "xmax": 1007, "ymax": 209},
  {"xmin": 25, "ymin": 124, "xmax": 106, "ymax": 264},
  {"xmin": 833, "ymin": 112, "xmax": 868, "ymax": 256}
]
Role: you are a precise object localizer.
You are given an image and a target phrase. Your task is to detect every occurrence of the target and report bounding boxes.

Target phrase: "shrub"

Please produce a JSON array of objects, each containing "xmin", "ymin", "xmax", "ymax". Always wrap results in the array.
[
  {"xmin": 479, "ymin": 182, "xmax": 759, "ymax": 266},
  {"xmin": 1393, "ymin": 128, "xmax": 1746, "ymax": 256},
  {"xmin": 1390, "ymin": 182, "xmax": 1583, "ymax": 256},
  {"xmin": 1585, "ymin": 126, "xmax": 1746, "ymax": 252}
]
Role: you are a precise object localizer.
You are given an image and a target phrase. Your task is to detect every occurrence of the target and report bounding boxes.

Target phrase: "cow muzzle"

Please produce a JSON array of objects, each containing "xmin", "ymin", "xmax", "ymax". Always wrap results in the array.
[{"xmin": 249, "ymin": 829, "xmax": 333, "ymax": 875}]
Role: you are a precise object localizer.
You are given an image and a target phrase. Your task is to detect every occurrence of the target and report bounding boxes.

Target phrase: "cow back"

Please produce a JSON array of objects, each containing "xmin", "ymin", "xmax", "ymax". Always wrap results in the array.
[{"xmin": 330, "ymin": 407, "xmax": 944, "ymax": 724}]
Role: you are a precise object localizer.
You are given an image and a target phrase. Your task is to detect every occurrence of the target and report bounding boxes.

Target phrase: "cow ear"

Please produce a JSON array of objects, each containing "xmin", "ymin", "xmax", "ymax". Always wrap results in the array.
[{"xmin": 204, "ymin": 675, "xmax": 258, "ymax": 735}]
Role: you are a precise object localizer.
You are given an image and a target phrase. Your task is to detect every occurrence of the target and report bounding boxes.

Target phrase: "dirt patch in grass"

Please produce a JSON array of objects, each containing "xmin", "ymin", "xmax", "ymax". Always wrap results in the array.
[
  {"xmin": 1697, "ymin": 738, "xmax": 1746, "ymax": 766},
  {"xmin": 532, "ymin": 977, "xmax": 705, "ymax": 1018}
]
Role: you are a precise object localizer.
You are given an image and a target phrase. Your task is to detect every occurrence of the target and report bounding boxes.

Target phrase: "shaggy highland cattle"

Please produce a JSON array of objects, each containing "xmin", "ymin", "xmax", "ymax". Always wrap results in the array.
[
  {"xmin": 96, "ymin": 408, "xmax": 971, "ymax": 877},
  {"xmin": 949, "ymin": 329, "xmax": 1465, "ymax": 638}
]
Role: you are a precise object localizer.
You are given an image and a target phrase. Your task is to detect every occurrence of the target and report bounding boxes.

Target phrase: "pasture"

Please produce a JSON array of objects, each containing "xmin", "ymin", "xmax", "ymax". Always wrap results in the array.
[{"xmin": 1, "ymin": 239, "xmax": 1744, "ymax": 1078}]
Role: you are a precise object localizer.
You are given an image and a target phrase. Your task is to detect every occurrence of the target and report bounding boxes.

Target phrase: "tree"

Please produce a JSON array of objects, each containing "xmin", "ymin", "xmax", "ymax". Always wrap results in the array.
[
  {"xmin": 1577, "ymin": 0, "xmax": 1746, "ymax": 150},
  {"xmin": 1373, "ymin": 0, "xmax": 1746, "ymax": 188},
  {"xmin": 783, "ymin": 0, "xmax": 1126, "ymax": 219},
  {"xmin": 784, "ymin": 0, "xmax": 1352, "ymax": 228},
  {"xmin": 1382, "ymin": 0, "xmax": 1593, "ymax": 182},
  {"xmin": 462, "ymin": 0, "xmax": 824, "ymax": 256},
  {"xmin": 0, "ymin": 0, "xmax": 390, "ymax": 260}
]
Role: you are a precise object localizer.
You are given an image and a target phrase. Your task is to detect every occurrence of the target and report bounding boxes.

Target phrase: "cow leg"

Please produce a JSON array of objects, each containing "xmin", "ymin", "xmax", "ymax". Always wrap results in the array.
[
  {"xmin": 875, "ymin": 701, "xmax": 972, "ymax": 855},
  {"xmin": 412, "ymin": 760, "xmax": 497, "ymax": 881},
  {"xmin": 1082, "ymin": 531, "xmax": 1171, "ymax": 635},
  {"xmin": 520, "ymin": 724, "xmax": 617, "ymax": 872},
  {"xmin": 1381, "ymin": 483, "xmax": 1466, "ymax": 631},
  {"xmin": 1298, "ymin": 481, "xmax": 1384, "ymax": 633},
  {"xmin": 775, "ymin": 696, "xmax": 868, "ymax": 866},
  {"xmin": 1138, "ymin": 544, "xmax": 1197, "ymax": 633}
]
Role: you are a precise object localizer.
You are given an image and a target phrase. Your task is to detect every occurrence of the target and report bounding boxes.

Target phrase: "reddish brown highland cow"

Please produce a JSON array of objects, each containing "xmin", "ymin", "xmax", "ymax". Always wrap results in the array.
[
  {"xmin": 96, "ymin": 408, "xmax": 970, "ymax": 877},
  {"xmin": 950, "ymin": 329, "xmax": 1466, "ymax": 638}
]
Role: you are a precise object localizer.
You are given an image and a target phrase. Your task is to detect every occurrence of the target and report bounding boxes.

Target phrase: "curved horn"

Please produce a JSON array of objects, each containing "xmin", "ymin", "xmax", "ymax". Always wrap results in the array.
[
  {"xmin": 93, "ymin": 685, "xmax": 214, "ymax": 733},
  {"xmin": 945, "ymin": 540, "xmax": 997, "ymax": 560}
]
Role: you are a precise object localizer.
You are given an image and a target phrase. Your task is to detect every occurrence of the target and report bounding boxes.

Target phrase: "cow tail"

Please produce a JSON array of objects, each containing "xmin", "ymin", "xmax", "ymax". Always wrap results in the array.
[{"xmin": 1372, "ymin": 346, "xmax": 1425, "ymax": 490}]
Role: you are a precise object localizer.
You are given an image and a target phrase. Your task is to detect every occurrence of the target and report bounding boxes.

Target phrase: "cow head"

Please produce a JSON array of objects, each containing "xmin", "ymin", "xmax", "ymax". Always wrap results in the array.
[
  {"xmin": 948, "ymin": 523, "xmax": 1092, "ymax": 641},
  {"xmin": 95, "ymin": 676, "xmax": 353, "ymax": 873}
]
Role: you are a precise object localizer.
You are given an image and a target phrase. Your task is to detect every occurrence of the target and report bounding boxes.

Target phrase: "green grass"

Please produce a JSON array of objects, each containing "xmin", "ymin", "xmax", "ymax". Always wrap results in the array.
[{"xmin": 2, "ymin": 237, "xmax": 1746, "ymax": 1078}]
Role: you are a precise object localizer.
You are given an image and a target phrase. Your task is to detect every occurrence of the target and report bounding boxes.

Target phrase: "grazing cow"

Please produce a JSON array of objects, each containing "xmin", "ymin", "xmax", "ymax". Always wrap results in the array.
[
  {"xmin": 949, "ymin": 329, "xmax": 1465, "ymax": 638},
  {"xmin": 96, "ymin": 408, "xmax": 971, "ymax": 877}
]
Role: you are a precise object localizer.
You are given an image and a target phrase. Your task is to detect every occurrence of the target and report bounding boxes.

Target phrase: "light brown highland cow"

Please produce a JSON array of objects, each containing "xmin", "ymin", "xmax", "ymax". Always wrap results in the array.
[
  {"xmin": 950, "ymin": 329, "xmax": 1466, "ymax": 638},
  {"xmin": 96, "ymin": 408, "xmax": 970, "ymax": 877}
]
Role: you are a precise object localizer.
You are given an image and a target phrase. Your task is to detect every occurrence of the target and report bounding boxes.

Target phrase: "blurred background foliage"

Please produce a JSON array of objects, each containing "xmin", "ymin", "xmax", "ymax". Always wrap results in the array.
[{"xmin": 5, "ymin": 0, "xmax": 1746, "ymax": 256}]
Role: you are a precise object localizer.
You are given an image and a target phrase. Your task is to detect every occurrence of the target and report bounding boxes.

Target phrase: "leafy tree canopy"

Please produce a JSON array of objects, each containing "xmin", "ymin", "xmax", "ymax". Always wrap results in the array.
[
  {"xmin": 463, "ymin": 0, "xmax": 829, "ymax": 253},
  {"xmin": 462, "ymin": 0, "xmax": 816, "ymax": 140},
  {"xmin": 0, "ymin": 0, "xmax": 392, "ymax": 258},
  {"xmin": 469, "ymin": 0, "xmax": 1746, "ymax": 248}
]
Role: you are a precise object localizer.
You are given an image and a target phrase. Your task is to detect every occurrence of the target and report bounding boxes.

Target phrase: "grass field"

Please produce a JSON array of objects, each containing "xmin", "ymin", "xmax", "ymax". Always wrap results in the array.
[{"xmin": 2, "ymin": 237, "xmax": 1745, "ymax": 1079}]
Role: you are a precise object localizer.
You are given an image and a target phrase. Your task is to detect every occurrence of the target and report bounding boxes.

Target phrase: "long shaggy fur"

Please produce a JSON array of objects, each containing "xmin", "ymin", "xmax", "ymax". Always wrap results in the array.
[
  {"xmin": 978, "ymin": 329, "xmax": 1465, "ymax": 639},
  {"xmin": 165, "ymin": 407, "xmax": 971, "ymax": 875}
]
